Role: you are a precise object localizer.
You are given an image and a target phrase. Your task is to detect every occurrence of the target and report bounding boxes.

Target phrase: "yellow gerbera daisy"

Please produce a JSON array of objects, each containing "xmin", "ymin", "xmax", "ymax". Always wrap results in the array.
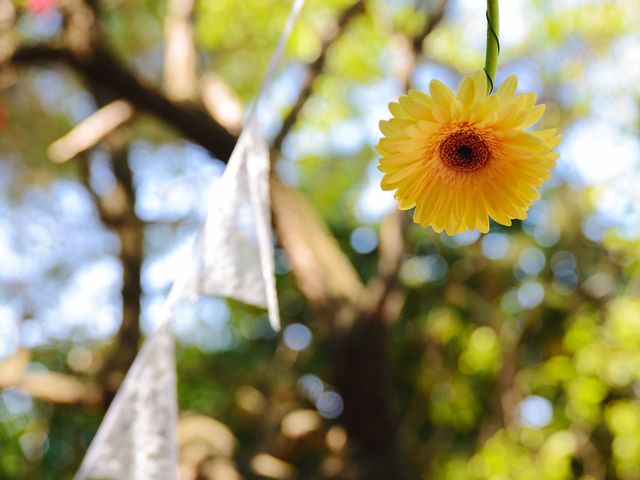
[{"xmin": 376, "ymin": 71, "xmax": 561, "ymax": 235}]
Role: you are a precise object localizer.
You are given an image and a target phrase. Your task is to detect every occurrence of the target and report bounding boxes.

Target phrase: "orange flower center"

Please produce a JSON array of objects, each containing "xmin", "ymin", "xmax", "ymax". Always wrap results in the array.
[{"xmin": 439, "ymin": 130, "xmax": 490, "ymax": 173}]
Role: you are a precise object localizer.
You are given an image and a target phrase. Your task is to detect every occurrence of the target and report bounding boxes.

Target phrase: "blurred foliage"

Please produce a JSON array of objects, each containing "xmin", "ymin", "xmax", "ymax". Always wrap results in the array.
[{"xmin": 2, "ymin": 0, "xmax": 640, "ymax": 479}]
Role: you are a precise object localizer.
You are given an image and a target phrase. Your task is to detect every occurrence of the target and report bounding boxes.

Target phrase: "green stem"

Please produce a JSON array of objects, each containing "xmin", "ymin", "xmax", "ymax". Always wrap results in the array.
[{"xmin": 484, "ymin": 0, "xmax": 500, "ymax": 94}]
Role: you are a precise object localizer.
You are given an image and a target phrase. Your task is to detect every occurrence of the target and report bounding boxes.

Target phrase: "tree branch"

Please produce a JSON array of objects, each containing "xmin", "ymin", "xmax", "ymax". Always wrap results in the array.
[
  {"xmin": 270, "ymin": 0, "xmax": 365, "ymax": 157},
  {"xmin": 0, "ymin": 350, "xmax": 103, "ymax": 407},
  {"xmin": 11, "ymin": 45, "xmax": 237, "ymax": 161},
  {"xmin": 271, "ymin": 178, "xmax": 363, "ymax": 320},
  {"xmin": 47, "ymin": 100, "xmax": 134, "ymax": 163},
  {"xmin": 74, "ymin": 92, "xmax": 144, "ymax": 402},
  {"xmin": 403, "ymin": 0, "xmax": 448, "ymax": 90},
  {"xmin": 163, "ymin": 0, "xmax": 199, "ymax": 102}
]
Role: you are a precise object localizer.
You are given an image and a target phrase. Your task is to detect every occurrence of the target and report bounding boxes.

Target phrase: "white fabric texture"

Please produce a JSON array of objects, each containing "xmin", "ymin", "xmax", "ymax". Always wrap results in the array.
[
  {"xmin": 74, "ymin": 0, "xmax": 305, "ymax": 477},
  {"xmin": 195, "ymin": 118, "xmax": 280, "ymax": 330},
  {"xmin": 73, "ymin": 123, "xmax": 278, "ymax": 480},
  {"xmin": 74, "ymin": 321, "xmax": 178, "ymax": 480}
]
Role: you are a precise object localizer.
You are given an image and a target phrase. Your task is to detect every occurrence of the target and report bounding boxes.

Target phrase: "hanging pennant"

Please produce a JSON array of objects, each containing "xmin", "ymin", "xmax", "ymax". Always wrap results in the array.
[
  {"xmin": 74, "ymin": 0, "xmax": 305, "ymax": 478},
  {"xmin": 74, "ymin": 321, "xmax": 178, "ymax": 480},
  {"xmin": 195, "ymin": 118, "xmax": 280, "ymax": 330}
]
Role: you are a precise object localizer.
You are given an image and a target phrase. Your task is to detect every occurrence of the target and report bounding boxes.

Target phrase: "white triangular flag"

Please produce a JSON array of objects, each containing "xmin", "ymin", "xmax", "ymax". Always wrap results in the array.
[
  {"xmin": 74, "ymin": 122, "xmax": 278, "ymax": 479},
  {"xmin": 194, "ymin": 118, "xmax": 279, "ymax": 330},
  {"xmin": 73, "ymin": 124, "xmax": 278, "ymax": 480},
  {"xmin": 183, "ymin": 0, "xmax": 307, "ymax": 332},
  {"xmin": 74, "ymin": 320, "xmax": 178, "ymax": 480},
  {"xmin": 74, "ymin": 0, "xmax": 305, "ymax": 477}
]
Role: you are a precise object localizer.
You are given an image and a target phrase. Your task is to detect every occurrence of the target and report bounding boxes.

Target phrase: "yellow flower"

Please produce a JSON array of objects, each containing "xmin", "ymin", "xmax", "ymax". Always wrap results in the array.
[{"xmin": 376, "ymin": 71, "xmax": 561, "ymax": 235}]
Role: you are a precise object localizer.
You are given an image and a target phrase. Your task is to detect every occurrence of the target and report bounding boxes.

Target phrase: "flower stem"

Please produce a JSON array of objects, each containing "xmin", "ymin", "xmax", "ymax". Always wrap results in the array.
[{"xmin": 484, "ymin": 0, "xmax": 500, "ymax": 94}]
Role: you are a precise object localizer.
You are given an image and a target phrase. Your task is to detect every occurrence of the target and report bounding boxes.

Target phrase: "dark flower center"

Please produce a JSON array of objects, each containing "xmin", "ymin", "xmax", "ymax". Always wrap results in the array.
[{"xmin": 439, "ymin": 130, "xmax": 490, "ymax": 172}]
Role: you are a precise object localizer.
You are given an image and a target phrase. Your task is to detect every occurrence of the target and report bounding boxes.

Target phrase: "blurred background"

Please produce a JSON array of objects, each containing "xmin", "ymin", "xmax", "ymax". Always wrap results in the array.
[{"xmin": 1, "ymin": 0, "xmax": 640, "ymax": 478}]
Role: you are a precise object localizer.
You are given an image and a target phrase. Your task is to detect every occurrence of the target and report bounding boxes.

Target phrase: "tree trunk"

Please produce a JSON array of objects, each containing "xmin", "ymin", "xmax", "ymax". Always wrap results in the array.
[{"xmin": 332, "ymin": 314, "xmax": 413, "ymax": 480}]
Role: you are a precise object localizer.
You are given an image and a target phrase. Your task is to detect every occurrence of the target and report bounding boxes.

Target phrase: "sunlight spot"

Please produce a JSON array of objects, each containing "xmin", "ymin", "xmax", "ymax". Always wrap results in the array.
[{"xmin": 520, "ymin": 395, "xmax": 553, "ymax": 428}]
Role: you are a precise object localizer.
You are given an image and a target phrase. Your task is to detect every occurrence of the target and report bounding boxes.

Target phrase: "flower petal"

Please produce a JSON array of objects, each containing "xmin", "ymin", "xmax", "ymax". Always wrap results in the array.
[
  {"xmin": 377, "ymin": 71, "xmax": 560, "ymax": 234},
  {"xmin": 429, "ymin": 80, "xmax": 456, "ymax": 108}
]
